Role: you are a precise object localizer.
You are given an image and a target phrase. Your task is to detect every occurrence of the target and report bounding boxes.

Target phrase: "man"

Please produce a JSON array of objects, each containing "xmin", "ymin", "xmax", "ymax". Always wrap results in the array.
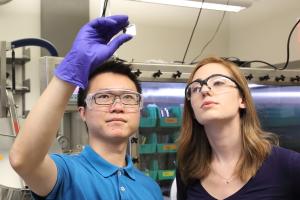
[{"xmin": 9, "ymin": 15, "xmax": 163, "ymax": 200}]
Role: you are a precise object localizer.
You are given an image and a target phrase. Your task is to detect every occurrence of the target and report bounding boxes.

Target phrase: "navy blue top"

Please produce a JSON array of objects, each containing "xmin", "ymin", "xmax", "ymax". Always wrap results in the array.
[
  {"xmin": 177, "ymin": 146, "xmax": 300, "ymax": 200},
  {"xmin": 33, "ymin": 145, "xmax": 163, "ymax": 200}
]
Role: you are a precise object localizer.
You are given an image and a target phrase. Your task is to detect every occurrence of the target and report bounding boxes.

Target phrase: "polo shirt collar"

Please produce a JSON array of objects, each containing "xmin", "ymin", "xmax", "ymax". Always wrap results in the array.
[
  {"xmin": 123, "ymin": 155, "xmax": 135, "ymax": 180},
  {"xmin": 81, "ymin": 145, "xmax": 136, "ymax": 180}
]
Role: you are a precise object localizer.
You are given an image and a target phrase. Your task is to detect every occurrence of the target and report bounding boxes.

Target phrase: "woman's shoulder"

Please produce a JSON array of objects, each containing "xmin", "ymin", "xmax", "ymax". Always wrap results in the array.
[
  {"xmin": 271, "ymin": 146, "xmax": 300, "ymax": 158},
  {"xmin": 267, "ymin": 146, "xmax": 300, "ymax": 168}
]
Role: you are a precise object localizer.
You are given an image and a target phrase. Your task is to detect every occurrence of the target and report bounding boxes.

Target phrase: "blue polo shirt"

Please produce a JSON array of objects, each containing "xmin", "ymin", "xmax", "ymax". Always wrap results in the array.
[{"xmin": 34, "ymin": 145, "xmax": 163, "ymax": 200}]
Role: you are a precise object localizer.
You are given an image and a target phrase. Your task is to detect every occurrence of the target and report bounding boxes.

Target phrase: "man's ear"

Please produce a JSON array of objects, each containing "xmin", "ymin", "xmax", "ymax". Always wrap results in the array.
[{"xmin": 78, "ymin": 106, "xmax": 86, "ymax": 121}]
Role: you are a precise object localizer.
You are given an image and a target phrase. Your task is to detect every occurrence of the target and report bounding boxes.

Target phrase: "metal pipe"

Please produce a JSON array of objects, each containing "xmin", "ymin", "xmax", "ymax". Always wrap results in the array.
[{"xmin": 11, "ymin": 38, "xmax": 59, "ymax": 57}]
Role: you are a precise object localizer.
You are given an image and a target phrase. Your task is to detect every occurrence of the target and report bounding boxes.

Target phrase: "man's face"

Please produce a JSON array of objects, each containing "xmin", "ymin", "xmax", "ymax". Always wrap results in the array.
[{"xmin": 79, "ymin": 72, "xmax": 141, "ymax": 143}]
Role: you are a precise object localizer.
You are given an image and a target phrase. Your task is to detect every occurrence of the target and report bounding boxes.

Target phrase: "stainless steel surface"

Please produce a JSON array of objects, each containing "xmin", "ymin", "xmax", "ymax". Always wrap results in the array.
[
  {"xmin": 0, "ymin": 119, "xmax": 25, "ymax": 189},
  {"xmin": 0, "ymin": 186, "xmax": 33, "ymax": 200},
  {"xmin": 0, "ymin": 118, "xmax": 14, "ymax": 139},
  {"xmin": 0, "ymin": 50, "xmax": 62, "ymax": 197},
  {"xmin": 1, "ymin": 41, "xmax": 31, "ymax": 118},
  {"xmin": 6, "ymin": 89, "xmax": 20, "ymax": 135},
  {"xmin": 39, "ymin": 56, "xmax": 63, "ymax": 94},
  {"xmin": 0, "ymin": 41, "xmax": 26, "ymax": 193},
  {"xmin": 63, "ymin": 112, "xmax": 88, "ymax": 151},
  {"xmin": 0, "ymin": 41, "xmax": 10, "ymax": 117}
]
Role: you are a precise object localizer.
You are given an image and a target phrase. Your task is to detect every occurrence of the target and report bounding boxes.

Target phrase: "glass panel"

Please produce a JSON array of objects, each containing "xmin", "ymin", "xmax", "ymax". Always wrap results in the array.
[
  {"xmin": 252, "ymin": 85, "xmax": 300, "ymax": 152},
  {"xmin": 138, "ymin": 82, "xmax": 300, "ymax": 196},
  {"xmin": 139, "ymin": 82, "xmax": 185, "ymax": 196}
]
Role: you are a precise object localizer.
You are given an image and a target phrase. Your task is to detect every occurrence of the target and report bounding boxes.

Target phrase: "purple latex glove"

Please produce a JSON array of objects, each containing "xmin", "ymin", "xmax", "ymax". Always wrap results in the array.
[{"xmin": 54, "ymin": 15, "xmax": 133, "ymax": 89}]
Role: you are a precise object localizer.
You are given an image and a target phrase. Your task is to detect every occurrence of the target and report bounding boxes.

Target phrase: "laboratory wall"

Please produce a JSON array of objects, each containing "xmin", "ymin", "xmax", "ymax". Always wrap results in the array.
[
  {"xmin": 229, "ymin": 0, "xmax": 300, "ymax": 65},
  {"xmin": 0, "ymin": 0, "xmax": 40, "ymax": 111},
  {"xmin": 110, "ymin": 22, "xmax": 230, "ymax": 63}
]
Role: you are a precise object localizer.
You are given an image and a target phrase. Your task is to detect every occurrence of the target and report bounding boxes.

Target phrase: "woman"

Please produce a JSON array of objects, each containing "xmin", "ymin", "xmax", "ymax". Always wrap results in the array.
[{"xmin": 176, "ymin": 57, "xmax": 300, "ymax": 200}]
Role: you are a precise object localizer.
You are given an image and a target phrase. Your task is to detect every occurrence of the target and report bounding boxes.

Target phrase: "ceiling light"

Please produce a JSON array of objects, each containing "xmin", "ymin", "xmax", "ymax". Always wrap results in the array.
[
  {"xmin": 128, "ymin": 0, "xmax": 252, "ymax": 12},
  {"xmin": 0, "ymin": 0, "xmax": 12, "ymax": 5}
]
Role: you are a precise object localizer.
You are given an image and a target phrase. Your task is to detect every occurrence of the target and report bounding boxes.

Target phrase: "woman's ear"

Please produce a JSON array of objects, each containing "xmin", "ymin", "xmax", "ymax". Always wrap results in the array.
[
  {"xmin": 78, "ymin": 106, "xmax": 86, "ymax": 122},
  {"xmin": 239, "ymin": 97, "xmax": 246, "ymax": 109}
]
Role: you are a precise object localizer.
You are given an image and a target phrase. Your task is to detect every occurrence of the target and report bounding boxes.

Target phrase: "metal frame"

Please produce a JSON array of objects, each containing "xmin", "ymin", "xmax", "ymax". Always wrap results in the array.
[
  {"xmin": 129, "ymin": 62, "xmax": 300, "ymax": 86},
  {"xmin": 39, "ymin": 56, "xmax": 300, "ymax": 86},
  {"xmin": 0, "ymin": 41, "xmax": 11, "ymax": 117}
]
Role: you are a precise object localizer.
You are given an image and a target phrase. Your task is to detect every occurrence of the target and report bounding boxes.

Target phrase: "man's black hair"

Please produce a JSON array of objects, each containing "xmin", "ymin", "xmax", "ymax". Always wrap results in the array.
[{"xmin": 77, "ymin": 60, "xmax": 142, "ymax": 107}]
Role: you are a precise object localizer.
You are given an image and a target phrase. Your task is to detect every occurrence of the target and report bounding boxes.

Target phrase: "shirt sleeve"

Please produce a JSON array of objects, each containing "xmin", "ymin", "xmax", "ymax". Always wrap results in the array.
[
  {"xmin": 46, "ymin": 154, "xmax": 72, "ymax": 199},
  {"xmin": 288, "ymin": 150, "xmax": 300, "ymax": 197},
  {"xmin": 31, "ymin": 154, "xmax": 68, "ymax": 200}
]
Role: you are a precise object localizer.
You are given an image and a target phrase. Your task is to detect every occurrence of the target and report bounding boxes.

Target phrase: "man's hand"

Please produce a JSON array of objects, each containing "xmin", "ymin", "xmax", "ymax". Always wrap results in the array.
[{"xmin": 54, "ymin": 15, "xmax": 133, "ymax": 89}]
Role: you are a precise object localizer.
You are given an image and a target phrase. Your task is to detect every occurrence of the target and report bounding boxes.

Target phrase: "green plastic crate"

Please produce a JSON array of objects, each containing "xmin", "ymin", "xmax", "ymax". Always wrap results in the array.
[
  {"xmin": 157, "ymin": 143, "xmax": 177, "ymax": 153},
  {"xmin": 139, "ymin": 144, "xmax": 156, "ymax": 154},
  {"xmin": 143, "ymin": 170, "xmax": 158, "ymax": 180},
  {"xmin": 140, "ymin": 106, "xmax": 158, "ymax": 128},
  {"xmin": 158, "ymin": 170, "xmax": 175, "ymax": 180},
  {"xmin": 158, "ymin": 106, "xmax": 182, "ymax": 127}
]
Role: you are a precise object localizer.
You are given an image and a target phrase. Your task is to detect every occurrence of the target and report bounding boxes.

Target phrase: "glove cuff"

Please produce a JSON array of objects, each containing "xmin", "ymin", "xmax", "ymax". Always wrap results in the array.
[{"xmin": 54, "ymin": 57, "xmax": 89, "ymax": 89}]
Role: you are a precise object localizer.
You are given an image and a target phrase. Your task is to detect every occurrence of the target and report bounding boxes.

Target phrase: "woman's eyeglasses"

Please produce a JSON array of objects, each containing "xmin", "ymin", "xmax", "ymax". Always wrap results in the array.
[{"xmin": 185, "ymin": 74, "xmax": 242, "ymax": 100}]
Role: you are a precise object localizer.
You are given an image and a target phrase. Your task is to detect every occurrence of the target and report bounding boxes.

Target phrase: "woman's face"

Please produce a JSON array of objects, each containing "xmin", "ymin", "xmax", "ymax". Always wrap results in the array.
[{"xmin": 189, "ymin": 63, "xmax": 245, "ymax": 125}]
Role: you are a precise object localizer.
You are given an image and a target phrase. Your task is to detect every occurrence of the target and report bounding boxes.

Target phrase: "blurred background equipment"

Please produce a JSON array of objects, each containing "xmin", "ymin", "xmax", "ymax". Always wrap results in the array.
[
  {"xmin": 1, "ymin": 0, "xmax": 300, "ymax": 199},
  {"xmin": 39, "ymin": 56, "xmax": 300, "ymax": 196},
  {"xmin": 0, "ymin": 41, "xmax": 32, "ymax": 200},
  {"xmin": 0, "ymin": 40, "xmax": 59, "ymax": 200}
]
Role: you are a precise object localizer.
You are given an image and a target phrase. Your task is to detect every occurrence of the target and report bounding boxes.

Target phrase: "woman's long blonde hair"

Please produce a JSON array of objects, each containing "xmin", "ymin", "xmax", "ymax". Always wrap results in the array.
[{"xmin": 177, "ymin": 57, "xmax": 278, "ymax": 184}]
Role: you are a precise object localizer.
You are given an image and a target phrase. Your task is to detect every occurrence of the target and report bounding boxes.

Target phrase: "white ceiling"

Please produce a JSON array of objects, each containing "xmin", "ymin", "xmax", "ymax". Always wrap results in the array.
[
  {"xmin": 90, "ymin": 0, "xmax": 300, "ymax": 63},
  {"xmin": 107, "ymin": 0, "xmax": 283, "ymax": 28},
  {"xmin": 108, "ymin": 0, "xmax": 300, "ymax": 28},
  {"xmin": 110, "ymin": 0, "xmax": 209, "ymax": 27}
]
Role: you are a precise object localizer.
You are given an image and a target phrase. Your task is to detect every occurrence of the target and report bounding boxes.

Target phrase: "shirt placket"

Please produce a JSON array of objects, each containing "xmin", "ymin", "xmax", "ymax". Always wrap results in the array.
[{"xmin": 117, "ymin": 169, "xmax": 128, "ymax": 200}]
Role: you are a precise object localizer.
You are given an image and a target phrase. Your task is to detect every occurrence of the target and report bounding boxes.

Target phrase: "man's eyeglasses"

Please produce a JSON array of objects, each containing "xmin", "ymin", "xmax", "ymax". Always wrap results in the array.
[
  {"xmin": 185, "ymin": 74, "xmax": 242, "ymax": 100},
  {"xmin": 85, "ymin": 89, "xmax": 143, "ymax": 112}
]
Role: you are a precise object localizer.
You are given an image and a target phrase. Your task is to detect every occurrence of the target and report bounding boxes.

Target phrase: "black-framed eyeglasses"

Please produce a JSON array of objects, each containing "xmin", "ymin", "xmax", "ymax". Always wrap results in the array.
[
  {"xmin": 185, "ymin": 74, "xmax": 242, "ymax": 100},
  {"xmin": 85, "ymin": 89, "xmax": 143, "ymax": 112}
]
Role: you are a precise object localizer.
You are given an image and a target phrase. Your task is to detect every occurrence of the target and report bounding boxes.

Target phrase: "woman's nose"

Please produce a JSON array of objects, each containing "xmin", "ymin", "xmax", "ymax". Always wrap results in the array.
[{"xmin": 200, "ymin": 84, "xmax": 213, "ymax": 96}]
